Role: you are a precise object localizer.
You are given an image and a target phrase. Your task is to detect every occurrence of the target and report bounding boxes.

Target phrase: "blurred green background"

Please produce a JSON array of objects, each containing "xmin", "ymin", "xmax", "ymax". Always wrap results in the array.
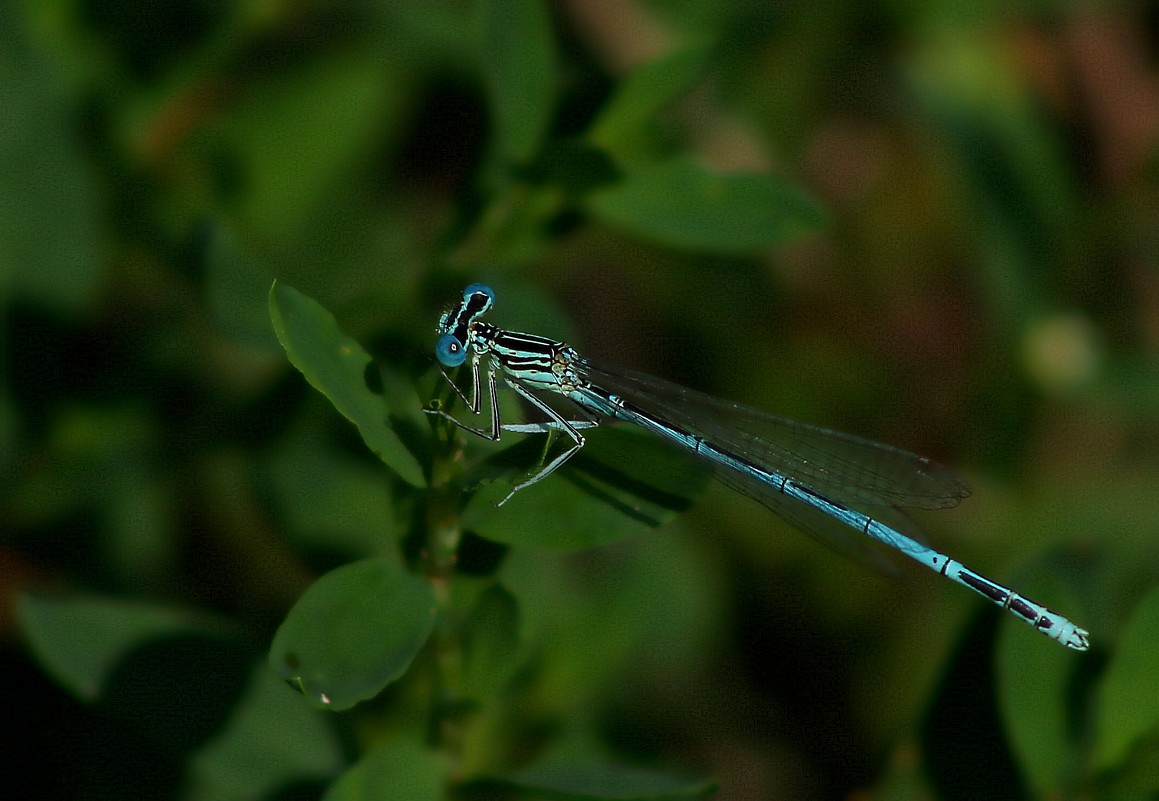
[{"xmin": 4, "ymin": 0, "xmax": 1159, "ymax": 799}]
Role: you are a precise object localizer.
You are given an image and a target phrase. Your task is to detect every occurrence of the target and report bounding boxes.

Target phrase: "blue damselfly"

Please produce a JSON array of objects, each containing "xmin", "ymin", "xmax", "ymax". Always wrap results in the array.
[{"xmin": 428, "ymin": 283, "xmax": 1089, "ymax": 651}]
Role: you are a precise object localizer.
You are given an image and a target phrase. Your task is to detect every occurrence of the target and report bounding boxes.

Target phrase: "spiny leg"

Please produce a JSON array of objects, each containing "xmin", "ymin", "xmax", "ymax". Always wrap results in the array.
[
  {"xmin": 427, "ymin": 359, "xmax": 502, "ymax": 441},
  {"xmin": 434, "ymin": 356, "xmax": 482, "ymax": 412},
  {"xmin": 428, "ymin": 362, "xmax": 596, "ymax": 504},
  {"xmin": 494, "ymin": 381, "xmax": 594, "ymax": 505}
]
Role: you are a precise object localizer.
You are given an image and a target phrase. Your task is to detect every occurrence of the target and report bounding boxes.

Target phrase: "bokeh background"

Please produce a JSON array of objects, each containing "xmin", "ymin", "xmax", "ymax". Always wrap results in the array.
[{"xmin": 4, "ymin": 1, "xmax": 1159, "ymax": 800}]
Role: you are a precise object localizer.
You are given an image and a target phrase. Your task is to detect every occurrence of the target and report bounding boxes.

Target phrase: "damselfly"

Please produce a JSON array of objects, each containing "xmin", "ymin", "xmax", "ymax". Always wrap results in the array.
[{"xmin": 428, "ymin": 283, "xmax": 1089, "ymax": 651}]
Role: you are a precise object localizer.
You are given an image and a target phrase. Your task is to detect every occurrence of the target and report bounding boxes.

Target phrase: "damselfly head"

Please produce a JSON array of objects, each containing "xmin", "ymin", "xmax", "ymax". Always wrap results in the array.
[
  {"xmin": 435, "ymin": 284, "xmax": 497, "ymax": 367},
  {"xmin": 437, "ymin": 285, "xmax": 489, "ymax": 332}
]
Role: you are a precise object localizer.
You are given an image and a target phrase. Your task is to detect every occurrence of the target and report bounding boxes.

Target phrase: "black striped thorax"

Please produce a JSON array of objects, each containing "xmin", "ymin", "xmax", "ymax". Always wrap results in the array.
[{"xmin": 474, "ymin": 323, "xmax": 585, "ymax": 392}]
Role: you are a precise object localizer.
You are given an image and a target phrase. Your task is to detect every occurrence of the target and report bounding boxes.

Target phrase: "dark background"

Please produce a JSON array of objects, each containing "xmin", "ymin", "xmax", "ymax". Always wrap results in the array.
[{"xmin": 3, "ymin": 1, "xmax": 1158, "ymax": 799}]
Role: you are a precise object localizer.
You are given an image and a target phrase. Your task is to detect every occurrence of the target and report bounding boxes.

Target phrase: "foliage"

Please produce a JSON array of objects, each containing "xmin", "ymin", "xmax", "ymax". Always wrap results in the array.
[{"xmin": 4, "ymin": 0, "xmax": 1159, "ymax": 799}]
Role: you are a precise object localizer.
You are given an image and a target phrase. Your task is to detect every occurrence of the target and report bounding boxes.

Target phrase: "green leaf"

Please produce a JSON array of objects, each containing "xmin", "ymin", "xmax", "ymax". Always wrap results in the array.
[
  {"xmin": 0, "ymin": 390, "xmax": 14, "ymax": 474},
  {"xmin": 494, "ymin": 762, "xmax": 716, "ymax": 800},
  {"xmin": 1093, "ymin": 731, "xmax": 1159, "ymax": 799},
  {"xmin": 995, "ymin": 571, "xmax": 1085, "ymax": 794},
  {"xmin": 265, "ymin": 429, "xmax": 399, "ymax": 559},
  {"xmin": 1095, "ymin": 586, "xmax": 1159, "ymax": 770},
  {"xmin": 221, "ymin": 49, "xmax": 401, "ymax": 240},
  {"xmin": 499, "ymin": 527, "xmax": 722, "ymax": 704},
  {"xmin": 482, "ymin": 0, "xmax": 556, "ymax": 165},
  {"xmin": 586, "ymin": 158, "xmax": 827, "ymax": 253},
  {"xmin": 460, "ymin": 583, "xmax": 522, "ymax": 699},
  {"xmin": 323, "ymin": 739, "xmax": 447, "ymax": 801},
  {"xmin": 186, "ymin": 665, "xmax": 344, "ymax": 801},
  {"xmin": 204, "ymin": 222, "xmax": 280, "ymax": 352},
  {"xmin": 268, "ymin": 555, "xmax": 437, "ymax": 711},
  {"xmin": 269, "ymin": 281, "xmax": 425, "ymax": 488},
  {"xmin": 522, "ymin": 140, "xmax": 621, "ymax": 194},
  {"xmin": 0, "ymin": 2, "xmax": 102, "ymax": 312},
  {"xmin": 463, "ymin": 426, "xmax": 709, "ymax": 549},
  {"xmin": 16, "ymin": 594, "xmax": 227, "ymax": 701},
  {"xmin": 588, "ymin": 45, "xmax": 711, "ymax": 162}
]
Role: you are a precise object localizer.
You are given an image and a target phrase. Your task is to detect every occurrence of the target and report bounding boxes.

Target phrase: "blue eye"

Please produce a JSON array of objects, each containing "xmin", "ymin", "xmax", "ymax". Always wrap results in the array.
[
  {"xmin": 436, "ymin": 333, "xmax": 467, "ymax": 367},
  {"xmin": 464, "ymin": 283, "xmax": 495, "ymax": 307}
]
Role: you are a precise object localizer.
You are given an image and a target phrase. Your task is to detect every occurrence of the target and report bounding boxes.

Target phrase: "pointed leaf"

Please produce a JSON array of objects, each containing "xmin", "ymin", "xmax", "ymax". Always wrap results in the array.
[
  {"xmin": 0, "ymin": 6, "xmax": 101, "ymax": 312},
  {"xmin": 460, "ymin": 583, "xmax": 522, "ymax": 698},
  {"xmin": 269, "ymin": 282, "xmax": 425, "ymax": 487},
  {"xmin": 323, "ymin": 740, "xmax": 447, "ymax": 801},
  {"xmin": 266, "ymin": 430, "xmax": 399, "ymax": 558},
  {"xmin": 586, "ymin": 158, "xmax": 826, "ymax": 253},
  {"xmin": 588, "ymin": 46, "xmax": 711, "ymax": 161},
  {"xmin": 499, "ymin": 529, "xmax": 722, "ymax": 703},
  {"xmin": 482, "ymin": 0, "xmax": 556, "ymax": 165},
  {"xmin": 16, "ymin": 594, "xmax": 227, "ymax": 701},
  {"xmin": 221, "ymin": 49, "xmax": 401, "ymax": 240},
  {"xmin": 497, "ymin": 762, "xmax": 716, "ymax": 800},
  {"xmin": 995, "ymin": 571, "xmax": 1085, "ymax": 794},
  {"xmin": 463, "ymin": 426, "xmax": 709, "ymax": 549},
  {"xmin": 1095, "ymin": 586, "xmax": 1159, "ymax": 770},
  {"xmin": 205, "ymin": 222, "xmax": 280, "ymax": 351},
  {"xmin": 186, "ymin": 666, "xmax": 344, "ymax": 801},
  {"xmin": 269, "ymin": 555, "xmax": 437, "ymax": 710}
]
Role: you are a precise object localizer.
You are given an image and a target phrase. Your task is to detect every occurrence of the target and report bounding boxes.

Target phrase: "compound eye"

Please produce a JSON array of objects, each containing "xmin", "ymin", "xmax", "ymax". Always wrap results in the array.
[
  {"xmin": 436, "ymin": 333, "xmax": 468, "ymax": 367},
  {"xmin": 463, "ymin": 283, "xmax": 495, "ymax": 310},
  {"xmin": 463, "ymin": 283, "xmax": 494, "ymax": 300}
]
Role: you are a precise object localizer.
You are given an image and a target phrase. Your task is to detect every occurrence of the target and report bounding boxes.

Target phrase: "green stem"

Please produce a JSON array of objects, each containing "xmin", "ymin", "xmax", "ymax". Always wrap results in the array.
[{"xmin": 421, "ymin": 419, "xmax": 469, "ymax": 764}]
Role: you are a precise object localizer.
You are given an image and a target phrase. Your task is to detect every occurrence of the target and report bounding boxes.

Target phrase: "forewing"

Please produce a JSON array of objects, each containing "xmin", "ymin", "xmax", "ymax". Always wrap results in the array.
[{"xmin": 577, "ymin": 360, "xmax": 970, "ymax": 511}]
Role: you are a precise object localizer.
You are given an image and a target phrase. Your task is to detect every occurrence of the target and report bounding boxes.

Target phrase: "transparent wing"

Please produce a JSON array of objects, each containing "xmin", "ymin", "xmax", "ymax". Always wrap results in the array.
[{"xmin": 574, "ymin": 359, "xmax": 970, "ymax": 511}]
